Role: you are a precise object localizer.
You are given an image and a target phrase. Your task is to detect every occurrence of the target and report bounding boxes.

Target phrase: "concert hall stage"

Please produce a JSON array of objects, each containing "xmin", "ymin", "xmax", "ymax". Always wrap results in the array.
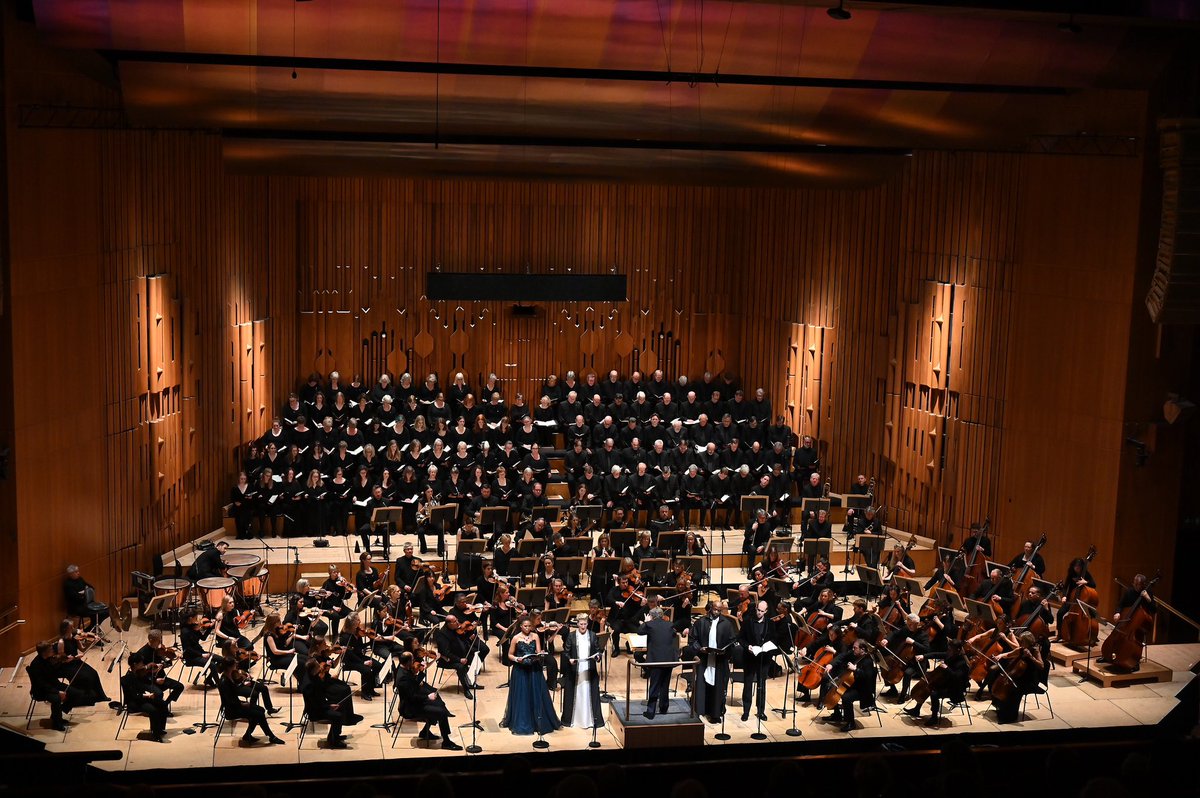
[{"xmin": 1, "ymin": 527, "xmax": 1194, "ymax": 778}]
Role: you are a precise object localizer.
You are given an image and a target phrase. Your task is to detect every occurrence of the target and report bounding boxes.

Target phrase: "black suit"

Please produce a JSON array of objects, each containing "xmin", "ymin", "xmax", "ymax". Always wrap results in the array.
[
  {"xmin": 302, "ymin": 673, "xmax": 355, "ymax": 743},
  {"xmin": 739, "ymin": 612, "xmax": 775, "ymax": 716},
  {"xmin": 396, "ymin": 668, "xmax": 453, "ymax": 739},
  {"xmin": 637, "ymin": 618, "xmax": 679, "ymax": 716},
  {"xmin": 28, "ymin": 655, "xmax": 87, "ymax": 728}
]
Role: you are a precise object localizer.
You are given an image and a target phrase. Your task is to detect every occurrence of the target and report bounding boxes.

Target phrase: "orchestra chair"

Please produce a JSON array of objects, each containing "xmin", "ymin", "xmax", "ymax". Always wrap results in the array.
[
  {"xmin": 1020, "ymin": 683, "xmax": 1055, "ymax": 720},
  {"xmin": 389, "ymin": 706, "xmax": 426, "ymax": 748},
  {"xmin": 114, "ymin": 685, "xmax": 153, "ymax": 740},
  {"xmin": 295, "ymin": 709, "xmax": 333, "ymax": 749},
  {"xmin": 211, "ymin": 706, "xmax": 248, "ymax": 748},
  {"xmin": 938, "ymin": 698, "xmax": 972, "ymax": 727},
  {"xmin": 25, "ymin": 695, "xmax": 59, "ymax": 732}
]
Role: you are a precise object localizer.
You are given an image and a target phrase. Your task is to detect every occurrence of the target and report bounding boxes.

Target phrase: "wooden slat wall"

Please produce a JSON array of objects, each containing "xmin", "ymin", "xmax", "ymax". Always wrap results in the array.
[{"xmin": 4, "ymin": 16, "xmax": 1153, "ymax": 653}]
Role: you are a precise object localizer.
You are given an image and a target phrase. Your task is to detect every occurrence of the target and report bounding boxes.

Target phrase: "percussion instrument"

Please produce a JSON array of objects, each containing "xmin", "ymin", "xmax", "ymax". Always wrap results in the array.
[
  {"xmin": 153, "ymin": 577, "xmax": 192, "ymax": 610},
  {"xmin": 238, "ymin": 568, "xmax": 270, "ymax": 606},
  {"xmin": 197, "ymin": 576, "xmax": 236, "ymax": 611},
  {"xmin": 222, "ymin": 552, "xmax": 262, "ymax": 569}
]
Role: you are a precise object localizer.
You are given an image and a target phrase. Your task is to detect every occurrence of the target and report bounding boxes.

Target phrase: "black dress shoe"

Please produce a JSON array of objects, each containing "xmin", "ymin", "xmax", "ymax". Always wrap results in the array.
[
  {"xmin": 740, "ymin": 712, "xmax": 750, "ymax": 722},
  {"xmin": 241, "ymin": 734, "xmax": 259, "ymax": 744},
  {"xmin": 924, "ymin": 717, "xmax": 941, "ymax": 728},
  {"xmin": 268, "ymin": 736, "xmax": 286, "ymax": 745},
  {"xmin": 839, "ymin": 721, "xmax": 854, "ymax": 733},
  {"xmin": 463, "ymin": 688, "xmax": 474, "ymax": 701},
  {"xmin": 902, "ymin": 707, "xmax": 920, "ymax": 717},
  {"xmin": 329, "ymin": 740, "xmax": 348, "ymax": 749},
  {"xmin": 51, "ymin": 722, "xmax": 68, "ymax": 732},
  {"xmin": 643, "ymin": 711, "xmax": 656, "ymax": 720},
  {"xmin": 419, "ymin": 728, "xmax": 438, "ymax": 740},
  {"xmin": 442, "ymin": 739, "xmax": 463, "ymax": 751}
]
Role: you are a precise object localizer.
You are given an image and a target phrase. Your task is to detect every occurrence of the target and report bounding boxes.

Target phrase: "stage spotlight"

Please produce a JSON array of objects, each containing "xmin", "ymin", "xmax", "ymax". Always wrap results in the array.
[{"xmin": 827, "ymin": 1, "xmax": 851, "ymax": 21}]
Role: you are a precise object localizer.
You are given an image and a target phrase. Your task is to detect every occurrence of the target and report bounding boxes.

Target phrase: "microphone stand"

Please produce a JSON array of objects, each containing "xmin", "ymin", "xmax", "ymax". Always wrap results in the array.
[
  {"xmin": 713, "ymin": 655, "xmax": 731, "ymax": 742},
  {"xmin": 786, "ymin": 647, "xmax": 803, "ymax": 737},
  {"xmin": 530, "ymin": 652, "xmax": 550, "ymax": 749},
  {"xmin": 459, "ymin": 634, "xmax": 485, "ymax": 733}
]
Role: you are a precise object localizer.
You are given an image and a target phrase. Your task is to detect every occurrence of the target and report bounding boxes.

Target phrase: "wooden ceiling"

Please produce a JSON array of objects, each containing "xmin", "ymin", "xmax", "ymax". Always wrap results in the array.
[{"xmin": 28, "ymin": 0, "xmax": 1197, "ymax": 184}]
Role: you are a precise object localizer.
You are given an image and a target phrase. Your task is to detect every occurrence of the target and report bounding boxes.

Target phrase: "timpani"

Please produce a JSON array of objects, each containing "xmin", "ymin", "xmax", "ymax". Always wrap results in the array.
[{"xmin": 196, "ymin": 576, "xmax": 236, "ymax": 613}]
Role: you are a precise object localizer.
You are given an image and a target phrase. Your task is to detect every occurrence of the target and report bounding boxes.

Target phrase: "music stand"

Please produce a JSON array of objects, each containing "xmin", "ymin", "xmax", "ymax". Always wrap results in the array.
[
  {"xmin": 937, "ymin": 546, "xmax": 959, "ymax": 564},
  {"xmin": 517, "ymin": 586, "xmax": 547, "ymax": 608},
  {"xmin": 801, "ymin": 497, "xmax": 831, "ymax": 516},
  {"xmin": 590, "ymin": 557, "xmax": 621, "ymax": 593},
  {"xmin": 740, "ymin": 495, "xmax": 768, "ymax": 520},
  {"xmin": 985, "ymin": 560, "xmax": 1011, "ymax": 578},
  {"xmin": 608, "ymin": 528, "xmax": 638, "ymax": 553},
  {"xmin": 768, "ymin": 578, "xmax": 794, "ymax": 603},
  {"xmin": 639, "ymin": 558, "xmax": 670, "ymax": 583},
  {"xmin": 845, "ymin": 494, "xmax": 872, "ymax": 510},
  {"xmin": 934, "ymin": 587, "xmax": 966, "ymax": 613},
  {"xmin": 574, "ymin": 505, "xmax": 604, "ymax": 530},
  {"xmin": 458, "ymin": 539, "xmax": 486, "ymax": 557},
  {"xmin": 508, "ymin": 557, "xmax": 540, "ymax": 583},
  {"xmin": 565, "ymin": 536, "xmax": 593, "ymax": 553},
  {"xmin": 517, "ymin": 536, "xmax": 548, "ymax": 557},
  {"xmin": 479, "ymin": 506, "xmax": 511, "ymax": 542},
  {"xmin": 145, "ymin": 593, "xmax": 177, "ymax": 642},
  {"xmin": 370, "ymin": 506, "xmax": 405, "ymax": 560},
  {"xmin": 542, "ymin": 607, "xmax": 571, "ymax": 627},
  {"xmin": 895, "ymin": 576, "xmax": 925, "ymax": 598},
  {"xmin": 532, "ymin": 506, "xmax": 561, "ymax": 525},
  {"xmin": 1076, "ymin": 601, "xmax": 1103, "ymax": 678},
  {"xmin": 557, "ymin": 557, "xmax": 586, "ymax": 588},
  {"xmin": 430, "ymin": 504, "xmax": 461, "ymax": 565},
  {"xmin": 657, "ymin": 530, "xmax": 686, "ymax": 553},
  {"xmin": 675, "ymin": 555, "xmax": 705, "ymax": 580},
  {"xmin": 858, "ymin": 534, "xmax": 887, "ymax": 569},
  {"xmin": 802, "ymin": 538, "xmax": 832, "ymax": 570},
  {"xmin": 855, "ymin": 566, "xmax": 884, "ymax": 601},
  {"xmin": 965, "ymin": 599, "xmax": 998, "ymax": 627}
]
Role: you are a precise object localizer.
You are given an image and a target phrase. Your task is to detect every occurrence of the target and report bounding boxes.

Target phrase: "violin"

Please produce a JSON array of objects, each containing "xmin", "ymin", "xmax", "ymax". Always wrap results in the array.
[
  {"xmin": 354, "ymin": 626, "xmax": 380, "ymax": 640},
  {"xmin": 190, "ymin": 617, "xmax": 216, "ymax": 631},
  {"xmin": 278, "ymin": 623, "xmax": 297, "ymax": 636},
  {"xmin": 233, "ymin": 610, "xmax": 255, "ymax": 629},
  {"xmin": 372, "ymin": 567, "xmax": 390, "ymax": 591}
]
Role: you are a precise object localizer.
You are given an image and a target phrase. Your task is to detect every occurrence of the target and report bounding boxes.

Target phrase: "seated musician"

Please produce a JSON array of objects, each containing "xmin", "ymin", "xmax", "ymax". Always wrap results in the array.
[
  {"xmin": 605, "ymin": 505, "xmax": 630, "ymax": 532},
  {"xmin": 28, "ymin": 639, "xmax": 95, "ymax": 732},
  {"xmin": 972, "ymin": 568, "xmax": 1016, "ymax": 616},
  {"xmin": 433, "ymin": 616, "xmax": 484, "ymax": 700},
  {"xmin": 187, "ymin": 541, "xmax": 229, "ymax": 582},
  {"xmin": 794, "ymin": 621, "xmax": 845, "ymax": 704},
  {"xmin": 1112, "ymin": 573, "xmax": 1156, "ymax": 624},
  {"xmin": 395, "ymin": 651, "xmax": 462, "ymax": 750},
  {"xmin": 839, "ymin": 598, "xmax": 880, "ymax": 645},
  {"xmin": 545, "ymin": 578, "xmax": 574, "ymax": 612},
  {"xmin": 825, "ymin": 639, "xmax": 878, "ymax": 733},
  {"xmin": 548, "ymin": 532, "xmax": 577, "ymax": 562},
  {"xmin": 133, "ymin": 629, "xmax": 185, "ymax": 706},
  {"xmin": 923, "ymin": 551, "xmax": 965, "ymax": 593},
  {"xmin": 320, "ymin": 565, "xmax": 354, "ymax": 637},
  {"xmin": 799, "ymin": 586, "xmax": 844, "ymax": 628},
  {"xmin": 791, "ymin": 558, "xmax": 835, "ymax": 605},
  {"xmin": 879, "ymin": 614, "xmax": 930, "ymax": 701},
  {"xmin": 903, "ymin": 639, "xmax": 970, "ymax": 727},
  {"xmin": 647, "ymin": 504, "xmax": 678, "ymax": 547},
  {"xmin": 961, "ymin": 522, "xmax": 993, "ymax": 558},
  {"xmin": 882, "ymin": 543, "xmax": 917, "ymax": 580},
  {"xmin": 181, "ymin": 613, "xmax": 217, "ymax": 671},
  {"xmin": 992, "ymin": 632, "xmax": 1045, "ymax": 723},
  {"xmin": 302, "ymin": 658, "xmax": 363, "ymax": 749},
  {"xmin": 216, "ymin": 639, "xmax": 281, "ymax": 714},
  {"xmin": 489, "ymin": 583, "xmax": 523, "ymax": 637},
  {"xmin": 493, "ymin": 534, "xmax": 516, "ymax": 578},
  {"xmin": 1008, "ymin": 540, "xmax": 1047, "ymax": 577},
  {"xmin": 630, "ymin": 530, "xmax": 660, "ymax": 568},
  {"xmin": 845, "ymin": 505, "xmax": 883, "ymax": 566},
  {"xmin": 215, "ymin": 660, "xmax": 285, "ymax": 745},
  {"xmin": 62, "ymin": 564, "xmax": 106, "ymax": 631},
  {"xmin": 354, "ymin": 553, "xmax": 386, "ymax": 611},
  {"xmin": 412, "ymin": 565, "xmax": 449, "ymax": 623},
  {"xmin": 55, "ymin": 619, "xmax": 110, "ymax": 704},
  {"xmin": 394, "ymin": 542, "xmax": 420, "ymax": 592},
  {"xmin": 967, "ymin": 618, "xmax": 1019, "ymax": 699},
  {"xmin": 605, "ymin": 575, "xmax": 646, "ymax": 656},
  {"xmin": 336, "ymin": 614, "xmax": 381, "ymax": 701},
  {"xmin": 759, "ymin": 545, "xmax": 789, "ymax": 581},
  {"xmin": 263, "ymin": 611, "xmax": 307, "ymax": 675},
  {"xmin": 121, "ymin": 653, "xmax": 170, "ymax": 742},
  {"xmin": 214, "ymin": 595, "xmax": 251, "ymax": 649},
  {"xmin": 707, "ymin": 467, "xmax": 738, "ymax": 529},
  {"xmin": 1015, "ymin": 585, "xmax": 1054, "ymax": 635}
]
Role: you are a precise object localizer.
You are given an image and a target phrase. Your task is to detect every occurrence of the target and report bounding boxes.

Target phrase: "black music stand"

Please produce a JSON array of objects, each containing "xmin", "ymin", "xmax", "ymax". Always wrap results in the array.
[
  {"xmin": 767, "ymin": 578, "xmax": 793, "ymax": 603},
  {"xmin": 479, "ymin": 506, "xmax": 511, "ymax": 544},
  {"xmin": 517, "ymin": 536, "xmax": 548, "ymax": 557},
  {"xmin": 574, "ymin": 505, "xmax": 604, "ymax": 531},
  {"xmin": 639, "ymin": 558, "xmax": 670, "ymax": 583},
  {"xmin": 740, "ymin": 495, "xmax": 768, "ymax": 522},
  {"xmin": 845, "ymin": 494, "xmax": 872, "ymax": 511},
  {"xmin": 457, "ymin": 539, "xmax": 487, "ymax": 589},
  {"xmin": 532, "ymin": 506, "xmax": 561, "ymax": 525},
  {"xmin": 657, "ymin": 530, "xmax": 686, "ymax": 553},
  {"xmin": 801, "ymin": 498, "xmax": 831, "ymax": 516},
  {"xmin": 508, "ymin": 557, "xmax": 540, "ymax": 584},
  {"xmin": 801, "ymin": 538, "xmax": 832, "ymax": 572},
  {"xmin": 858, "ymin": 534, "xmax": 886, "ymax": 571},
  {"xmin": 934, "ymin": 587, "xmax": 967, "ymax": 613},
  {"xmin": 557, "ymin": 557, "xmax": 586, "ymax": 589},
  {"xmin": 517, "ymin": 586, "xmax": 547, "ymax": 608},
  {"xmin": 965, "ymin": 598, "xmax": 998, "ymax": 627},
  {"xmin": 590, "ymin": 557, "xmax": 621, "ymax": 594},
  {"xmin": 607, "ymin": 528, "xmax": 638, "ymax": 554},
  {"xmin": 430, "ymin": 504, "xmax": 460, "ymax": 566},
  {"xmin": 675, "ymin": 555, "xmax": 705, "ymax": 582},
  {"xmin": 855, "ymin": 565, "xmax": 885, "ymax": 601},
  {"xmin": 895, "ymin": 576, "xmax": 925, "ymax": 599},
  {"xmin": 370, "ymin": 506, "xmax": 405, "ymax": 560}
]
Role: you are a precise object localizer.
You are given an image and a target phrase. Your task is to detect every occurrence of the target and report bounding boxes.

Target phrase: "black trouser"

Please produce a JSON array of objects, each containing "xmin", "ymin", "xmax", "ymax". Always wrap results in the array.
[
  {"xmin": 343, "ymin": 658, "xmax": 379, "ymax": 695},
  {"xmin": 233, "ymin": 507, "xmax": 254, "ymax": 539},
  {"xmin": 309, "ymin": 707, "xmax": 344, "ymax": 741},
  {"xmin": 417, "ymin": 521, "xmax": 444, "ymax": 554},
  {"xmin": 417, "ymin": 698, "xmax": 454, "ymax": 739},
  {"xmin": 155, "ymin": 676, "xmax": 185, "ymax": 704},
  {"xmin": 129, "ymin": 696, "xmax": 169, "ymax": 734},
  {"xmin": 37, "ymin": 686, "xmax": 89, "ymax": 726},
  {"xmin": 239, "ymin": 681, "xmax": 276, "ymax": 712},
  {"xmin": 442, "ymin": 660, "xmax": 473, "ymax": 690},
  {"xmin": 838, "ymin": 688, "xmax": 869, "ymax": 720},
  {"xmin": 227, "ymin": 702, "xmax": 273, "ymax": 738},
  {"xmin": 330, "ymin": 503, "xmax": 350, "ymax": 536},
  {"xmin": 742, "ymin": 657, "xmax": 769, "ymax": 714},
  {"xmin": 645, "ymin": 665, "xmax": 674, "ymax": 714}
]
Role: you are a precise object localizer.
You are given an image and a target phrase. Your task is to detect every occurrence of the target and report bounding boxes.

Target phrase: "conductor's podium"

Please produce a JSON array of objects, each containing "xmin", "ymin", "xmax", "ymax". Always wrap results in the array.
[{"xmin": 609, "ymin": 697, "xmax": 705, "ymax": 749}]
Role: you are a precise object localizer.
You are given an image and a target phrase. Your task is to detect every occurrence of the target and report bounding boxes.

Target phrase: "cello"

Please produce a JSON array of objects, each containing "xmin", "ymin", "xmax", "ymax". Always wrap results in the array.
[
  {"xmin": 1058, "ymin": 546, "xmax": 1100, "ymax": 648},
  {"xmin": 1099, "ymin": 571, "xmax": 1161, "ymax": 672}
]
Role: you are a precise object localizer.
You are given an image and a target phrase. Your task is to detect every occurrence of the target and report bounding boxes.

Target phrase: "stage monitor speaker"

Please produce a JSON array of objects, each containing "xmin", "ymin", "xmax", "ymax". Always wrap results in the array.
[
  {"xmin": 1147, "ymin": 119, "xmax": 1200, "ymax": 324},
  {"xmin": 426, "ymin": 272, "xmax": 627, "ymax": 302}
]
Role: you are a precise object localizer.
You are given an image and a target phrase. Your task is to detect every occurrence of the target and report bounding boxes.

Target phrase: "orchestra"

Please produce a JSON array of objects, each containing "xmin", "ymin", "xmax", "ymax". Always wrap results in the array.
[{"xmin": 22, "ymin": 366, "xmax": 1177, "ymax": 758}]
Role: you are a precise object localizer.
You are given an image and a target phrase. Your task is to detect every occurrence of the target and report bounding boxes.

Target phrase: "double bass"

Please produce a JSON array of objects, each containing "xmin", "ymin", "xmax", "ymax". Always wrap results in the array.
[
  {"xmin": 1058, "ymin": 546, "xmax": 1100, "ymax": 647},
  {"xmin": 1099, "ymin": 572, "xmax": 1161, "ymax": 672},
  {"xmin": 956, "ymin": 517, "xmax": 991, "ymax": 599},
  {"xmin": 1008, "ymin": 533, "xmax": 1048, "ymax": 618}
]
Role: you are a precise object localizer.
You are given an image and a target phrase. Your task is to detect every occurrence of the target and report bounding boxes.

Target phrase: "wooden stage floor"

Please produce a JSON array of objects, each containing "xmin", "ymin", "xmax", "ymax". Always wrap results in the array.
[{"xmin": 2, "ymin": 533, "xmax": 1195, "ymax": 774}]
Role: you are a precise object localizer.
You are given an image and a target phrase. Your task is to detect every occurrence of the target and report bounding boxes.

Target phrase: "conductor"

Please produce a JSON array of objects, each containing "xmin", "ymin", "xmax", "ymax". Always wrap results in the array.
[{"xmin": 638, "ymin": 607, "xmax": 679, "ymax": 719}]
